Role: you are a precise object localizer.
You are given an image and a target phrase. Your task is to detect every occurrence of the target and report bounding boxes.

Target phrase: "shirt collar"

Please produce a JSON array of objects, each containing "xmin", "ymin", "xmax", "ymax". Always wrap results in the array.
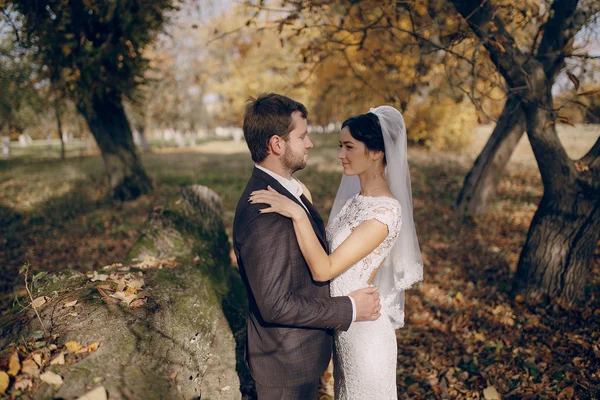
[{"xmin": 254, "ymin": 164, "xmax": 303, "ymax": 198}]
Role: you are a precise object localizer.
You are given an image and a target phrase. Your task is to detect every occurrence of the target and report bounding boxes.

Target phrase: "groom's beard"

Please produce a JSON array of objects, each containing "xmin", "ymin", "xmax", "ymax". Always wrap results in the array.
[{"xmin": 283, "ymin": 142, "xmax": 307, "ymax": 174}]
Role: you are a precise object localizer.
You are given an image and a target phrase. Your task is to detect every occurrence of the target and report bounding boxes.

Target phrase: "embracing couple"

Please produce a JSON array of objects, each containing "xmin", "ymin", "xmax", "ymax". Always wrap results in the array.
[{"xmin": 233, "ymin": 93, "xmax": 423, "ymax": 399}]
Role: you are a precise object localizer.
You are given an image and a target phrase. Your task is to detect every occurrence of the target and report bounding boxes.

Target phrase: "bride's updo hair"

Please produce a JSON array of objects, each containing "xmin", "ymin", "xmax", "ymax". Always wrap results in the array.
[{"xmin": 341, "ymin": 112, "xmax": 386, "ymax": 164}]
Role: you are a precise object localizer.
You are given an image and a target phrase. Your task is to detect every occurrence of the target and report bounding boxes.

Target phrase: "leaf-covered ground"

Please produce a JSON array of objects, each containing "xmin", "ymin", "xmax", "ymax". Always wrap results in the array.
[{"xmin": 0, "ymin": 132, "xmax": 598, "ymax": 399}]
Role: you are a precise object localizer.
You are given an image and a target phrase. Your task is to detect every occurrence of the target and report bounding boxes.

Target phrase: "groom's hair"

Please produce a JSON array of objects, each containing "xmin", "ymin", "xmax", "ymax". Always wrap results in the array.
[{"xmin": 243, "ymin": 93, "xmax": 308, "ymax": 163}]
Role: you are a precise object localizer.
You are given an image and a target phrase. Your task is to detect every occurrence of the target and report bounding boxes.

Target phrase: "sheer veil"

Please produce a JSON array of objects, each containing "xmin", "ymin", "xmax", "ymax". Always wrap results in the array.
[{"xmin": 328, "ymin": 106, "xmax": 423, "ymax": 328}]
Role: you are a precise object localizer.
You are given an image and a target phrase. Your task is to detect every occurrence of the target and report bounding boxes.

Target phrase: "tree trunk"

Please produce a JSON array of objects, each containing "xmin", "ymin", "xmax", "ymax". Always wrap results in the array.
[
  {"xmin": 2, "ymin": 119, "xmax": 11, "ymax": 159},
  {"xmin": 137, "ymin": 125, "xmax": 151, "ymax": 153},
  {"xmin": 0, "ymin": 185, "xmax": 244, "ymax": 399},
  {"xmin": 55, "ymin": 101, "xmax": 65, "ymax": 160},
  {"xmin": 513, "ymin": 191, "xmax": 600, "ymax": 303},
  {"xmin": 512, "ymin": 89, "xmax": 600, "ymax": 303},
  {"xmin": 1, "ymin": 135, "xmax": 10, "ymax": 159},
  {"xmin": 78, "ymin": 95, "xmax": 152, "ymax": 201},
  {"xmin": 455, "ymin": 95, "xmax": 526, "ymax": 216}
]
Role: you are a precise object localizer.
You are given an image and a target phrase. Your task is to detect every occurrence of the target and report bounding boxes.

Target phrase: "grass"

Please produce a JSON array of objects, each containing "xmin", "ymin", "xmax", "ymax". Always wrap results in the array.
[{"xmin": 0, "ymin": 128, "xmax": 599, "ymax": 399}]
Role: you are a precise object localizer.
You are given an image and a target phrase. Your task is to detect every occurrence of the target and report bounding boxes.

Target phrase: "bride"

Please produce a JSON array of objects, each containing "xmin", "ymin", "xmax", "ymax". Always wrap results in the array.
[{"xmin": 249, "ymin": 105, "xmax": 423, "ymax": 399}]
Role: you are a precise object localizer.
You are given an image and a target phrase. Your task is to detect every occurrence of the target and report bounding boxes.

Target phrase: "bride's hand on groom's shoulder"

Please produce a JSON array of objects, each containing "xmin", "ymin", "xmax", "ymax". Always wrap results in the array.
[
  {"xmin": 249, "ymin": 186, "xmax": 305, "ymax": 221},
  {"xmin": 296, "ymin": 179, "xmax": 313, "ymax": 204}
]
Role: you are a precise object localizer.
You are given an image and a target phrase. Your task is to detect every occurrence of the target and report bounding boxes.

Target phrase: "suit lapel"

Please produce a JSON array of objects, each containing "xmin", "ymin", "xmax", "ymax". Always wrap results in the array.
[
  {"xmin": 252, "ymin": 168, "xmax": 328, "ymax": 250},
  {"xmin": 301, "ymin": 195, "xmax": 326, "ymax": 240}
]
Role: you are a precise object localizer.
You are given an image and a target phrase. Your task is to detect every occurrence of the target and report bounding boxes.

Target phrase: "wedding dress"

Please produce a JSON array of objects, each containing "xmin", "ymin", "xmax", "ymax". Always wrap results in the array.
[{"xmin": 327, "ymin": 193, "xmax": 402, "ymax": 400}]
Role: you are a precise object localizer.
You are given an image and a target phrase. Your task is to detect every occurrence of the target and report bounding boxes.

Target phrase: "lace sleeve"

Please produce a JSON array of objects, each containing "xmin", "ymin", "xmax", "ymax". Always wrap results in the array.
[{"xmin": 364, "ymin": 201, "xmax": 402, "ymax": 240}]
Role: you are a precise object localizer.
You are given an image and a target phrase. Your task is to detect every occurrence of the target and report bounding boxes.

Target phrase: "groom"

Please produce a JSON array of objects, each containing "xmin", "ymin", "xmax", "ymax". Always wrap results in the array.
[{"xmin": 233, "ymin": 93, "xmax": 381, "ymax": 399}]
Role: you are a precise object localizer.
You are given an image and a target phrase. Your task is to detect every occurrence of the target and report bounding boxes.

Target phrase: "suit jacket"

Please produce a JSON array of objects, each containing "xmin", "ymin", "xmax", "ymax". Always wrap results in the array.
[{"xmin": 233, "ymin": 167, "xmax": 353, "ymax": 387}]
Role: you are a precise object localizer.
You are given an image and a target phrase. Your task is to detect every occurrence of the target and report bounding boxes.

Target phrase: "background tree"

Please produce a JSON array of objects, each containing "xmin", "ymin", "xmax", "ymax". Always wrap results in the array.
[
  {"xmin": 242, "ymin": 1, "xmax": 492, "ymax": 148},
  {"xmin": 2, "ymin": 0, "xmax": 177, "ymax": 200},
  {"xmin": 450, "ymin": 0, "xmax": 600, "ymax": 302},
  {"xmin": 245, "ymin": 0, "xmax": 598, "ymax": 215},
  {"xmin": 0, "ymin": 36, "xmax": 43, "ymax": 157},
  {"xmin": 244, "ymin": 0, "xmax": 600, "ymax": 303}
]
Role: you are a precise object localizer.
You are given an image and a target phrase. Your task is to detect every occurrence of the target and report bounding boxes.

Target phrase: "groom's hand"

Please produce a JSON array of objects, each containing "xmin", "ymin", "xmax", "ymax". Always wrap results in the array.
[{"xmin": 349, "ymin": 286, "xmax": 381, "ymax": 321}]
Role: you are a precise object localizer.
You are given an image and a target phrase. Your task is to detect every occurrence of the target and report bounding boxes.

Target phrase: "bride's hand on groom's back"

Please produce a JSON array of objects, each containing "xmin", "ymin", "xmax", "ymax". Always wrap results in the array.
[{"xmin": 349, "ymin": 286, "xmax": 382, "ymax": 321}]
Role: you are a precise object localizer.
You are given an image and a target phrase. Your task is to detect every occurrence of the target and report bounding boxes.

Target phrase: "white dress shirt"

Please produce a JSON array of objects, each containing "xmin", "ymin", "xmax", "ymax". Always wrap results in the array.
[{"xmin": 254, "ymin": 164, "xmax": 357, "ymax": 322}]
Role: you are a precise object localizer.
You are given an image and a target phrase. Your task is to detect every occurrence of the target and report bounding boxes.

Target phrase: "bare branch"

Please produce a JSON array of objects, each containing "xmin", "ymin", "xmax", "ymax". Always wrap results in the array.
[
  {"xmin": 341, "ymin": 49, "xmax": 388, "ymax": 100},
  {"xmin": 536, "ymin": 0, "xmax": 585, "ymax": 79},
  {"xmin": 451, "ymin": 0, "xmax": 529, "ymax": 89},
  {"xmin": 581, "ymin": 137, "xmax": 600, "ymax": 168}
]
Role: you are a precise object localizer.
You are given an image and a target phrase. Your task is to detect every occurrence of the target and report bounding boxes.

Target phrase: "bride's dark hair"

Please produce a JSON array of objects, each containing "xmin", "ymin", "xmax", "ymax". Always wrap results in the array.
[{"xmin": 341, "ymin": 112, "xmax": 386, "ymax": 164}]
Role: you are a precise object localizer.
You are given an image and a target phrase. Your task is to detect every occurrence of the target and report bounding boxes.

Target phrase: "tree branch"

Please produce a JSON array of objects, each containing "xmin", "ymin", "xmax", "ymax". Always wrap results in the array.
[
  {"xmin": 580, "ymin": 136, "xmax": 600, "ymax": 169},
  {"xmin": 451, "ymin": 0, "xmax": 529, "ymax": 89},
  {"xmin": 535, "ymin": 0, "xmax": 595, "ymax": 79}
]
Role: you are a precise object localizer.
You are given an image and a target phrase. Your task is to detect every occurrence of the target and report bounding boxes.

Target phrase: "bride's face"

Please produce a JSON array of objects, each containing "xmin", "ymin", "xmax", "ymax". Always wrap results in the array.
[{"xmin": 338, "ymin": 127, "xmax": 372, "ymax": 176}]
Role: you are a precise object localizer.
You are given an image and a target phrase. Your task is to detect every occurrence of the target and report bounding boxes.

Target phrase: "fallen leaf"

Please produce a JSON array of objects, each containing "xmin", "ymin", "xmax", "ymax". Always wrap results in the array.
[
  {"xmin": 116, "ymin": 278, "xmax": 126, "ymax": 292},
  {"xmin": 558, "ymin": 386, "xmax": 574, "ymax": 400},
  {"xmin": 30, "ymin": 330, "xmax": 44, "ymax": 340},
  {"xmin": 50, "ymin": 352, "xmax": 65, "ymax": 365},
  {"xmin": 130, "ymin": 299, "xmax": 146, "ymax": 308},
  {"xmin": 127, "ymin": 277, "xmax": 145, "ymax": 290},
  {"xmin": 483, "ymin": 385, "xmax": 501, "ymax": 400},
  {"xmin": 8, "ymin": 351, "xmax": 20, "ymax": 376},
  {"xmin": 110, "ymin": 291, "xmax": 125, "ymax": 300},
  {"xmin": 21, "ymin": 359, "xmax": 39, "ymax": 378},
  {"xmin": 13, "ymin": 377, "xmax": 32, "ymax": 391},
  {"xmin": 76, "ymin": 347, "xmax": 89, "ymax": 354},
  {"xmin": 31, "ymin": 296, "xmax": 49, "ymax": 309},
  {"xmin": 474, "ymin": 332, "xmax": 486, "ymax": 342},
  {"xmin": 65, "ymin": 341, "xmax": 83, "ymax": 353},
  {"xmin": 0, "ymin": 371, "xmax": 8, "ymax": 394},
  {"xmin": 40, "ymin": 371, "xmax": 63, "ymax": 386},
  {"xmin": 97, "ymin": 288, "xmax": 111, "ymax": 300},
  {"xmin": 102, "ymin": 262, "xmax": 123, "ymax": 270},
  {"xmin": 87, "ymin": 342, "xmax": 99, "ymax": 352},
  {"xmin": 123, "ymin": 294, "xmax": 138, "ymax": 305},
  {"xmin": 88, "ymin": 271, "xmax": 109, "ymax": 282},
  {"xmin": 96, "ymin": 283, "xmax": 115, "ymax": 290},
  {"xmin": 77, "ymin": 385, "xmax": 108, "ymax": 400},
  {"xmin": 32, "ymin": 353, "xmax": 43, "ymax": 367},
  {"xmin": 64, "ymin": 300, "xmax": 78, "ymax": 307},
  {"xmin": 515, "ymin": 295, "xmax": 524, "ymax": 303}
]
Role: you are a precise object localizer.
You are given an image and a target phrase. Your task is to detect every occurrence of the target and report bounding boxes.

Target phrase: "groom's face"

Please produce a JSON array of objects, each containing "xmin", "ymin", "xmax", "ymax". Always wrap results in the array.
[{"xmin": 283, "ymin": 111, "xmax": 312, "ymax": 173}]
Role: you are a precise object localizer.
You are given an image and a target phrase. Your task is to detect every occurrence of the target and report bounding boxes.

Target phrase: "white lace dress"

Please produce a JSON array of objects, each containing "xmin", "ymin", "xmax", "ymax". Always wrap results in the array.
[{"xmin": 327, "ymin": 194, "xmax": 402, "ymax": 400}]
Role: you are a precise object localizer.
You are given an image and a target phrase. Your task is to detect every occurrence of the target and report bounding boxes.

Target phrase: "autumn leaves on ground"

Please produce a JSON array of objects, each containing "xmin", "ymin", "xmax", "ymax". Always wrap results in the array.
[{"xmin": 1, "ymin": 132, "xmax": 599, "ymax": 399}]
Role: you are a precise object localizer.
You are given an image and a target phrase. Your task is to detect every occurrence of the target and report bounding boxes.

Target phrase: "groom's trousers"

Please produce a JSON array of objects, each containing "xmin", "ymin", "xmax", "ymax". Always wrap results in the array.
[{"xmin": 255, "ymin": 379, "xmax": 319, "ymax": 400}]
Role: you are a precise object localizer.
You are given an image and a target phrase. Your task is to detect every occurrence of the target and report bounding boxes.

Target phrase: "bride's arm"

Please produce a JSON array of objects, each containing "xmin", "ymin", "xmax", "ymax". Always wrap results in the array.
[
  {"xmin": 250, "ymin": 186, "xmax": 388, "ymax": 282},
  {"xmin": 291, "ymin": 215, "xmax": 388, "ymax": 281}
]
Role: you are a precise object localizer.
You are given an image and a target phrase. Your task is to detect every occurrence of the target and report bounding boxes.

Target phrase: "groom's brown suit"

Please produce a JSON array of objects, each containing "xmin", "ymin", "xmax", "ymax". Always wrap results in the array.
[{"xmin": 233, "ymin": 167, "xmax": 353, "ymax": 394}]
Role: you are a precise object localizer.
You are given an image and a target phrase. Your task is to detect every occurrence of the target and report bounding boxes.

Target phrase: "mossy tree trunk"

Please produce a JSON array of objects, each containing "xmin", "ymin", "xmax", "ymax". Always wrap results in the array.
[{"xmin": 0, "ymin": 185, "xmax": 243, "ymax": 400}]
